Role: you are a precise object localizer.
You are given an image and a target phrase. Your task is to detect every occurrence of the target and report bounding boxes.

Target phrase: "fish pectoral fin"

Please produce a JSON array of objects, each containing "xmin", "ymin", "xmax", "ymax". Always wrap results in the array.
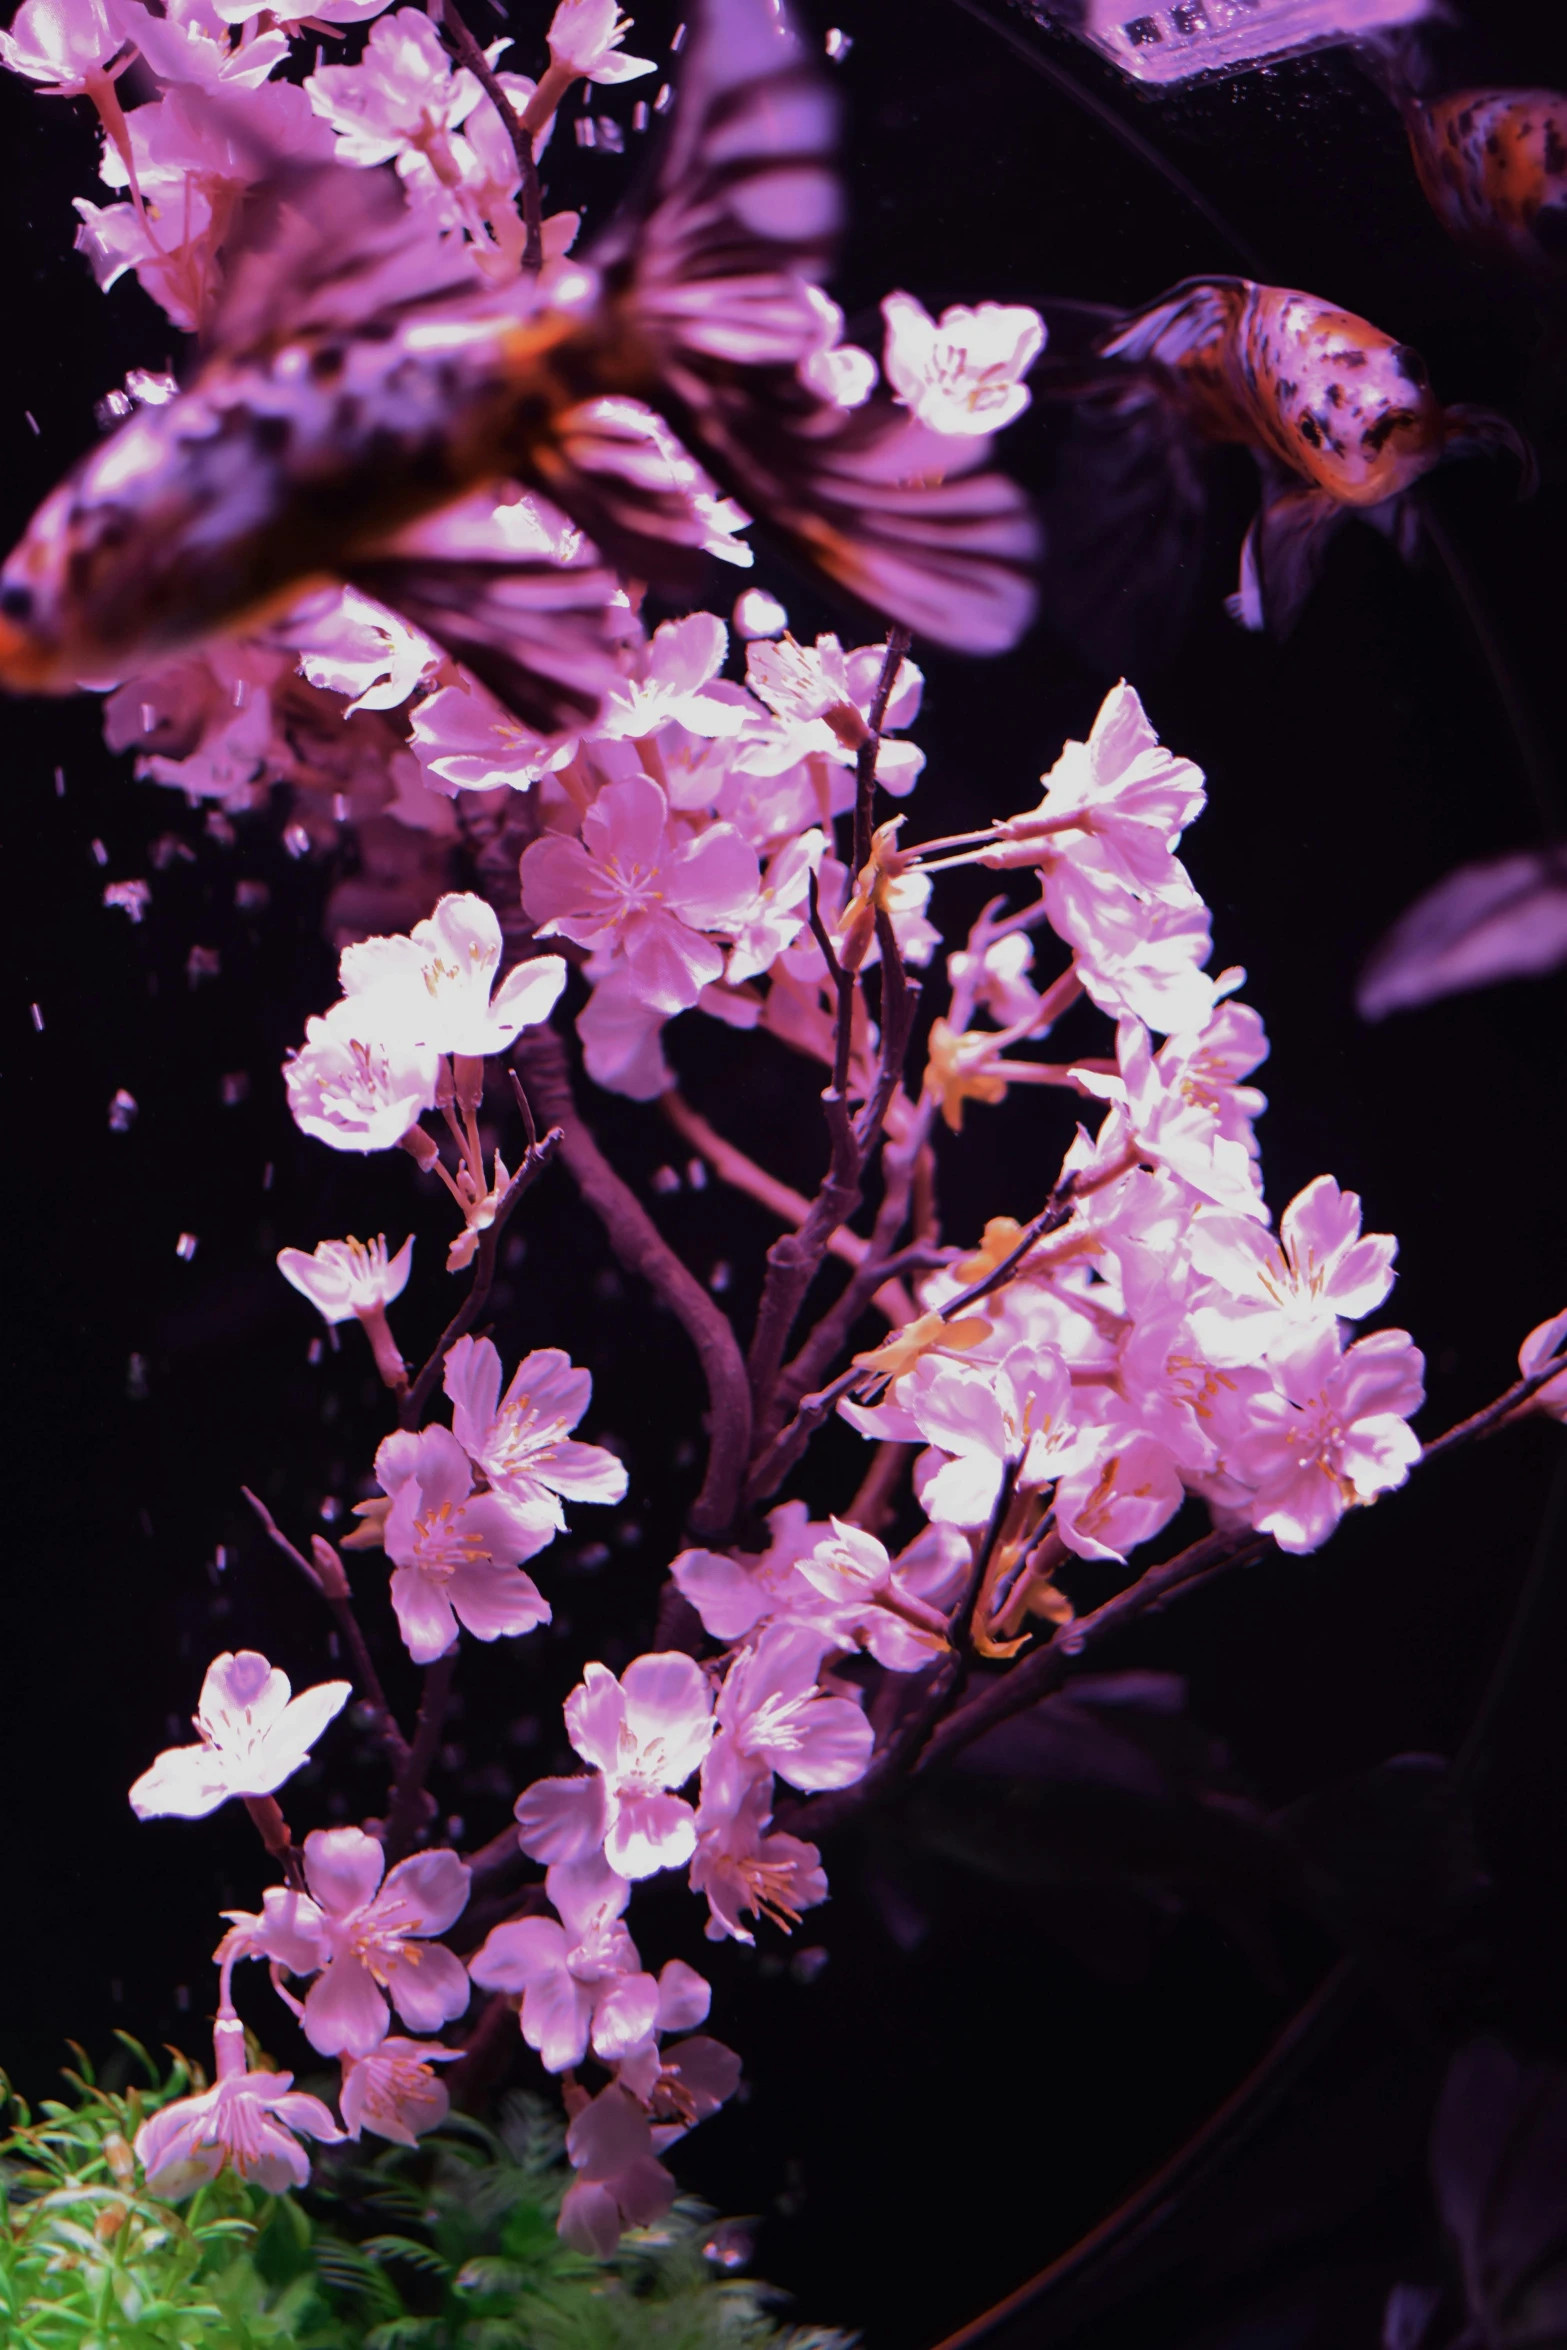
[
  {"xmin": 1097, "ymin": 277, "xmax": 1247, "ymax": 369},
  {"xmin": 344, "ymin": 549, "xmax": 627, "ymax": 737},
  {"xmin": 1441, "ymin": 403, "xmax": 1538, "ymax": 498},
  {"xmin": 579, "ymin": 0, "xmax": 1037, "ymax": 655},
  {"xmin": 207, "ymin": 159, "xmax": 481, "ymax": 361},
  {"xmin": 1227, "ymin": 482, "xmax": 1348, "ymax": 640}
]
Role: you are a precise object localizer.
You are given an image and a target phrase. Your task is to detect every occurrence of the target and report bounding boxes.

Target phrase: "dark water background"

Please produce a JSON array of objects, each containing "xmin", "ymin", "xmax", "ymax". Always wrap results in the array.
[{"xmin": 2, "ymin": 2, "xmax": 1565, "ymax": 2343}]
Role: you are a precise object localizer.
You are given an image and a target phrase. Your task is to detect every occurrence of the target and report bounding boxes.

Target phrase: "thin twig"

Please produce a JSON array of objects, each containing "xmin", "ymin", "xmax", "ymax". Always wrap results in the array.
[
  {"xmin": 399, "ymin": 1126, "xmax": 564, "ymax": 1430},
  {"xmin": 384, "ymin": 1649, "xmax": 458, "ymax": 1864},
  {"xmin": 1417, "ymin": 1344, "xmax": 1567, "ymax": 1465},
  {"xmin": 852, "ymin": 626, "xmax": 911, "ymax": 881},
  {"xmin": 241, "ymin": 1486, "xmax": 411, "ymax": 1766},
  {"xmin": 516, "ymin": 1028, "xmax": 752, "ymax": 1540},
  {"xmin": 431, "ymin": 0, "xmax": 544, "ymax": 272}
]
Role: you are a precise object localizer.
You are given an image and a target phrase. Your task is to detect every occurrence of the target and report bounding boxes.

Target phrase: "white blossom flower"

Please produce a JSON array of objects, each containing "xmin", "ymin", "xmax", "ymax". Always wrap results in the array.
[
  {"xmin": 129, "ymin": 1650, "xmax": 350, "ymax": 1819},
  {"xmin": 277, "ymin": 1234, "xmax": 414, "ymax": 1325},
  {"xmin": 881, "ymin": 290, "xmax": 1044, "ymax": 436},
  {"xmin": 284, "ymin": 993, "xmax": 441, "ymax": 1154},
  {"xmin": 339, "ymin": 893, "xmax": 567, "ymax": 1059},
  {"xmin": 544, "ymin": 0, "xmax": 653, "ymax": 85}
]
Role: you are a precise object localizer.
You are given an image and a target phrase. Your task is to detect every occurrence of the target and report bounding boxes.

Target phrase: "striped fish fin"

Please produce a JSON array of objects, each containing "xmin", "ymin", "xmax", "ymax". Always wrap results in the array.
[{"xmin": 574, "ymin": 0, "xmax": 1037, "ymax": 654}]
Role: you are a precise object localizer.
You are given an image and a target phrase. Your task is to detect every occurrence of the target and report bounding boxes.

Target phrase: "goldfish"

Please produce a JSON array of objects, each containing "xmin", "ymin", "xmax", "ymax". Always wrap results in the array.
[
  {"xmin": 1038, "ymin": 275, "xmax": 1529, "ymax": 643},
  {"xmin": 0, "ymin": 0, "xmax": 1036, "ymax": 726},
  {"xmin": 1401, "ymin": 87, "xmax": 1567, "ymax": 281}
]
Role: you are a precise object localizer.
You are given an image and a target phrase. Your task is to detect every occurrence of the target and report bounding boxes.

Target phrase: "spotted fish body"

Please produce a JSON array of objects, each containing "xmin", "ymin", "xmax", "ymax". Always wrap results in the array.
[
  {"xmin": 1090, "ymin": 274, "xmax": 1527, "ymax": 635},
  {"xmin": 1403, "ymin": 88, "xmax": 1567, "ymax": 279},
  {"xmin": 1101, "ymin": 278, "xmax": 1449, "ymax": 508},
  {"xmin": 0, "ymin": 0, "xmax": 1037, "ymax": 720}
]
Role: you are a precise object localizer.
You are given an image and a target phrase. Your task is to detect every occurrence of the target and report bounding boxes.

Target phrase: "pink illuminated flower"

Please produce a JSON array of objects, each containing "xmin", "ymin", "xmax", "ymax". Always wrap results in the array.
[
  {"xmin": 278, "ymin": 1234, "xmax": 413, "ymax": 1325},
  {"xmin": 520, "ymin": 776, "xmax": 758, "ymax": 1016},
  {"xmin": 1052, "ymin": 1420, "xmax": 1186, "ymax": 1564},
  {"xmin": 519, "ymin": 1654, "xmax": 715, "ymax": 1879},
  {"xmin": 285, "ymin": 585, "xmax": 439, "ymax": 715},
  {"xmin": 130, "ymin": 1650, "xmax": 350, "ymax": 1820},
  {"xmin": 468, "ymin": 1851, "xmax": 648, "ymax": 2073},
  {"xmin": 725, "ymin": 828, "xmax": 825, "ymax": 985},
  {"xmin": 409, "ymin": 680, "xmax": 572, "ymax": 795},
  {"xmin": 595, "ymin": 614, "xmax": 749, "ymax": 742},
  {"xmin": 1189, "ymin": 1176, "xmax": 1397, "ymax": 1367},
  {"xmin": 881, "ymin": 291, "xmax": 1044, "ymax": 436},
  {"xmin": 306, "ymin": 8, "xmax": 484, "ymax": 172},
  {"xmin": 339, "ymin": 2037, "xmax": 460, "ymax": 2145},
  {"xmin": 0, "ymin": 0, "xmax": 122, "ymax": 90},
  {"xmin": 798, "ymin": 287, "xmax": 877, "ymax": 408},
  {"xmin": 690, "ymin": 1741, "xmax": 827, "ymax": 1944},
  {"xmin": 1231, "ymin": 1325, "xmax": 1425, "ymax": 1553},
  {"xmin": 444, "ymin": 1335, "xmax": 627, "ymax": 1533},
  {"xmin": 134, "ymin": 2008, "xmax": 341, "ymax": 2199},
  {"xmin": 375, "ymin": 1424, "xmax": 552, "ymax": 1663},
  {"xmin": 340, "ymin": 892, "xmax": 566, "ymax": 1060},
  {"xmin": 989, "ymin": 683, "xmax": 1206, "ymax": 893},
  {"xmin": 713, "ymin": 1625, "xmax": 873, "ymax": 1793},
  {"xmin": 119, "ymin": 0, "xmax": 290, "ymax": 90},
  {"xmin": 558, "ymin": 2084, "xmax": 676, "ymax": 2257},
  {"xmin": 285, "ymin": 994, "xmax": 441, "ymax": 1154},
  {"xmin": 545, "ymin": 0, "xmax": 653, "ymax": 84},
  {"xmin": 576, "ymin": 967, "xmax": 673, "ymax": 1100},
  {"xmin": 258, "ymin": 1827, "xmax": 472, "ymax": 2057},
  {"xmin": 1076, "ymin": 1014, "xmax": 1267, "ymax": 1214},
  {"xmin": 1519, "ymin": 1309, "xmax": 1567, "ymax": 1421}
]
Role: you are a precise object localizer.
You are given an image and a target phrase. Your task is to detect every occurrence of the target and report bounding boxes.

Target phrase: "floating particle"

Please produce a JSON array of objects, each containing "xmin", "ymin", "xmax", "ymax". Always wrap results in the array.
[
  {"xmin": 651, "ymin": 1163, "xmax": 681, "ymax": 1194},
  {"xmin": 670, "ymin": 19, "xmax": 685, "ymax": 48},
  {"xmin": 283, "ymin": 822, "xmax": 311, "ymax": 859},
  {"xmin": 446, "ymin": 1814, "xmax": 466, "ymax": 1841},
  {"xmin": 824, "ymin": 26, "xmax": 852, "ymax": 57},
  {"xmin": 94, "ymin": 388, "xmax": 134, "ymax": 429},
  {"xmin": 597, "ymin": 114, "xmax": 625, "ymax": 152},
  {"xmin": 220, "ymin": 1071, "xmax": 250, "ymax": 1106},
  {"xmin": 186, "ymin": 944, "xmax": 221, "ymax": 987},
  {"xmin": 734, "ymin": 586, "xmax": 788, "ymax": 638},
  {"xmin": 791, "ymin": 1945, "xmax": 830, "ymax": 1986},
  {"xmin": 149, "ymin": 832, "xmax": 195, "ymax": 870},
  {"xmin": 125, "ymin": 368, "xmax": 177, "ymax": 406},
  {"xmin": 103, "ymin": 879, "xmax": 150, "ymax": 923},
  {"xmin": 175, "ymin": 1231, "xmax": 199, "ymax": 1261},
  {"xmin": 89, "ymin": 837, "xmax": 108, "ymax": 867},
  {"xmin": 213, "ymin": 1544, "xmax": 227, "ymax": 1571},
  {"xmin": 204, "ymin": 810, "xmax": 235, "ymax": 846},
  {"xmin": 319, "ymin": 1495, "xmax": 341, "ymax": 1523},
  {"xmin": 262, "ymin": 1161, "xmax": 274, "ymax": 1190},
  {"xmin": 307, "ymin": 1336, "xmax": 323, "ymax": 1364},
  {"xmin": 575, "ymin": 113, "xmax": 597, "ymax": 146},
  {"xmin": 110, "ymin": 1978, "xmax": 123, "ymax": 2005},
  {"xmin": 235, "ymin": 878, "xmax": 270, "ymax": 912},
  {"xmin": 502, "ymin": 1232, "xmax": 527, "ymax": 1268},
  {"xmin": 709, "ymin": 1259, "xmax": 731, "ymax": 1292},
  {"xmin": 173, "ymin": 1985, "xmax": 190, "ymax": 2013},
  {"xmin": 53, "ymin": 766, "xmax": 64, "ymax": 797},
  {"xmin": 703, "ymin": 2220, "xmax": 757, "ymax": 2271},
  {"xmin": 29, "ymin": 1001, "xmax": 43, "ymax": 1031},
  {"xmin": 127, "ymin": 1353, "xmax": 149, "ymax": 1401},
  {"xmin": 23, "ymin": 409, "xmax": 38, "ymax": 436},
  {"xmin": 686, "ymin": 1157, "xmax": 708, "ymax": 1190},
  {"xmin": 576, "ymin": 1542, "xmax": 610, "ymax": 1572},
  {"xmin": 617, "ymin": 1520, "xmax": 643, "ymax": 1547},
  {"xmin": 108, "ymin": 1088, "xmax": 138, "ymax": 1132},
  {"xmin": 654, "ymin": 79, "xmax": 674, "ymax": 111},
  {"xmin": 632, "ymin": 98, "xmax": 648, "ymax": 130},
  {"xmin": 332, "ymin": 792, "xmax": 349, "ymax": 821}
]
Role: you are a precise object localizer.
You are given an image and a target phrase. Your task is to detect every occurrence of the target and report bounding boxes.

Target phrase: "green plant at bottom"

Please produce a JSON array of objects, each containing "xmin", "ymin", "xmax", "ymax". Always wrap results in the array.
[{"xmin": 1, "ymin": 2043, "xmax": 852, "ymax": 2350}]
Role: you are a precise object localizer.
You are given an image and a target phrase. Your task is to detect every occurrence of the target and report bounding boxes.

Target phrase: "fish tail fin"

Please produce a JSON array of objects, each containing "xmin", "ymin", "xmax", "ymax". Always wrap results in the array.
[
  {"xmin": 1442, "ymin": 404, "xmax": 1539, "ymax": 498},
  {"xmin": 1226, "ymin": 477, "xmax": 1348, "ymax": 639},
  {"xmin": 1351, "ymin": 26, "xmax": 1440, "ymax": 108},
  {"xmin": 573, "ymin": 0, "xmax": 1037, "ymax": 655}
]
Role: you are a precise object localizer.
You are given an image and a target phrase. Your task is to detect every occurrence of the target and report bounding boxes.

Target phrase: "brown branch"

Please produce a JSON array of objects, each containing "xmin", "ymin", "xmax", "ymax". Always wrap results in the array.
[
  {"xmin": 384, "ymin": 1649, "xmax": 458, "ymax": 1865},
  {"xmin": 852, "ymin": 626, "xmax": 912, "ymax": 881},
  {"xmin": 1417, "ymin": 1343, "xmax": 1567, "ymax": 1465},
  {"xmin": 399, "ymin": 1123, "xmax": 564, "ymax": 1430},
  {"xmin": 516, "ymin": 1028, "xmax": 752, "ymax": 1541},
  {"xmin": 431, "ymin": 0, "xmax": 544, "ymax": 272},
  {"xmin": 241, "ymin": 1486, "xmax": 411, "ymax": 1769}
]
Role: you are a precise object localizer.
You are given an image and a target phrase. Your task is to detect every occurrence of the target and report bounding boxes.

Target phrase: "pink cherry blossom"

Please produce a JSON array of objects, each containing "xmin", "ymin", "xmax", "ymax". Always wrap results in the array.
[
  {"xmin": 306, "ymin": 8, "xmax": 484, "ymax": 173},
  {"xmin": 0, "ymin": 0, "xmax": 123, "ymax": 91},
  {"xmin": 257, "ymin": 1827, "xmax": 472, "ymax": 2057},
  {"xmin": 575, "ymin": 966, "xmax": 674, "ymax": 1100},
  {"xmin": 798, "ymin": 287, "xmax": 878, "ymax": 407},
  {"xmin": 673, "ymin": 1503, "xmax": 964, "ymax": 1670},
  {"xmin": 285, "ymin": 993, "xmax": 441, "ymax": 1154},
  {"xmin": 520, "ymin": 776, "xmax": 759, "ymax": 1016},
  {"xmin": 544, "ymin": 0, "xmax": 653, "ymax": 84},
  {"xmin": 521, "ymin": 1654, "xmax": 715, "ymax": 1880},
  {"xmin": 594, "ymin": 614, "xmax": 750, "ymax": 742},
  {"xmin": 340, "ymin": 2038, "xmax": 460, "ymax": 2147},
  {"xmin": 946, "ymin": 930, "xmax": 1042, "ymax": 1026},
  {"xmin": 375, "ymin": 1424, "xmax": 552, "ymax": 1663},
  {"xmin": 713, "ymin": 1625, "xmax": 873, "ymax": 1793},
  {"xmin": 1048, "ymin": 853, "xmax": 1216, "ymax": 1036},
  {"xmin": 1116, "ymin": 1293, "xmax": 1274, "ymax": 1478},
  {"xmin": 881, "ymin": 290, "xmax": 1044, "ymax": 436},
  {"xmin": 1189, "ymin": 1176, "xmax": 1398, "ymax": 1368},
  {"xmin": 558, "ymin": 2084, "xmax": 676, "ymax": 2257},
  {"xmin": 690, "ymin": 1741, "xmax": 827, "ymax": 1944},
  {"xmin": 285, "ymin": 585, "xmax": 439, "ymax": 715},
  {"xmin": 725, "ymin": 828, "xmax": 825, "ymax": 986},
  {"xmin": 1519, "ymin": 1308, "xmax": 1567, "ymax": 1421},
  {"xmin": 339, "ymin": 893, "xmax": 567, "ymax": 1060},
  {"xmin": 1230, "ymin": 1326, "xmax": 1426, "ymax": 1554},
  {"xmin": 443, "ymin": 1336, "xmax": 627, "ymax": 1534},
  {"xmin": 1052, "ymin": 1419, "xmax": 1187, "ymax": 1564},
  {"xmin": 130, "ymin": 1650, "xmax": 350, "ymax": 1820},
  {"xmin": 278, "ymin": 1234, "xmax": 413, "ymax": 1326},
  {"xmin": 1075, "ymin": 1014, "xmax": 1267, "ymax": 1215},
  {"xmin": 846, "ymin": 1346, "xmax": 1083, "ymax": 1528},
  {"xmin": 119, "ymin": 0, "xmax": 290, "ymax": 91},
  {"xmin": 468, "ymin": 1851, "xmax": 649, "ymax": 2073},
  {"xmin": 409, "ymin": 679, "xmax": 574, "ymax": 795},
  {"xmin": 742, "ymin": 632, "xmax": 924, "ymax": 793},
  {"xmin": 134, "ymin": 2008, "xmax": 341, "ymax": 2199},
  {"xmin": 988, "ymin": 683, "xmax": 1207, "ymax": 893}
]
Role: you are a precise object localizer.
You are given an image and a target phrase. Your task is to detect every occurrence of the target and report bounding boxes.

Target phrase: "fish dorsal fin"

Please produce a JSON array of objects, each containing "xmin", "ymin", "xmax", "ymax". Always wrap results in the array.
[
  {"xmin": 1100, "ymin": 277, "xmax": 1250, "ymax": 370},
  {"xmin": 207, "ymin": 161, "xmax": 482, "ymax": 362}
]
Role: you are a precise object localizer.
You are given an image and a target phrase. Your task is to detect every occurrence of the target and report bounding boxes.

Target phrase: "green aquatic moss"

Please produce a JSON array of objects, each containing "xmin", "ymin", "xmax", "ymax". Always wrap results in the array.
[{"xmin": 1, "ymin": 2043, "xmax": 851, "ymax": 2350}]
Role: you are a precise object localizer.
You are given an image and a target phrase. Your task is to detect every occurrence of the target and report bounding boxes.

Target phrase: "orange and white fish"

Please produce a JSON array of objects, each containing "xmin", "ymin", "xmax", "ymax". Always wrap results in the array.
[
  {"xmin": 1401, "ymin": 86, "xmax": 1567, "ymax": 280},
  {"xmin": 1075, "ymin": 274, "xmax": 1530, "ymax": 635},
  {"xmin": 0, "ymin": 0, "xmax": 1037, "ymax": 724}
]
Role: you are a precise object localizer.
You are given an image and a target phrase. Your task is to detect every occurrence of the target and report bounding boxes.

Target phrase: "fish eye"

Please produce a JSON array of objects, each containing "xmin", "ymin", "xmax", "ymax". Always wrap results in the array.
[{"xmin": 0, "ymin": 583, "xmax": 33, "ymax": 623}]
